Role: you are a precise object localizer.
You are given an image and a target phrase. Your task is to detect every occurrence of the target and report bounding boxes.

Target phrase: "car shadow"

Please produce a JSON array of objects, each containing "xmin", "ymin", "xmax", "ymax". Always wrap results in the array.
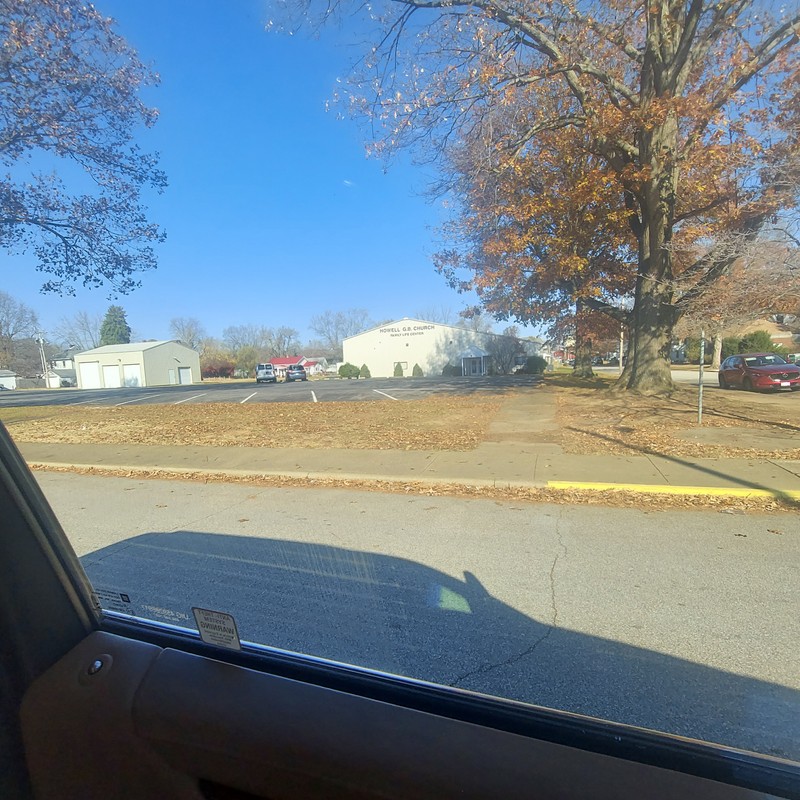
[{"xmin": 83, "ymin": 531, "xmax": 799, "ymax": 760}]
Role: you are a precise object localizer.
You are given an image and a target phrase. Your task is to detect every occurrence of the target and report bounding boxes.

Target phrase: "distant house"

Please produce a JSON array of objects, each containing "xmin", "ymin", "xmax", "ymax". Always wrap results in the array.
[
  {"xmin": 268, "ymin": 356, "xmax": 324, "ymax": 377},
  {"xmin": 301, "ymin": 360, "xmax": 323, "ymax": 376},
  {"xmin": 45, "ymin": 369, "xmax": 77, "ymax": 389},
  {"xmin": 0, "ymin": 369, "xmax": 18, "ymax": 390},
  {"xmin": 302, "ymin": 356, "xmax": 329, "ymax": 375},
  {"xmin": 74, "ymin": 341, "xmax": 201, "ymax": 389},
  {"xmin": 43, "ymin": 348, "xmax": 80, "ymax": 388},
  {"xmin": 49, "ymin": 347, "xmax": 81, "ymax": 370}
]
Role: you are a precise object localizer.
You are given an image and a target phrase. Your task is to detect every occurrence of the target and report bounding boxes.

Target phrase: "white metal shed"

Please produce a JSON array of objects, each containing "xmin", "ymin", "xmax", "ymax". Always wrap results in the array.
[{"xmin": 73, "ymin": 341, "xmax": 201, "ymax": 389}]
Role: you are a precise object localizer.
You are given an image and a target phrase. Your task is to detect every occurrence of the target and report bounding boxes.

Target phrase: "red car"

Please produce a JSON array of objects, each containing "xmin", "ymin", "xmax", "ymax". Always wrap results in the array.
[{"xmin": 718, "ymin": 353, "xmax": 800, "ymax": 391}]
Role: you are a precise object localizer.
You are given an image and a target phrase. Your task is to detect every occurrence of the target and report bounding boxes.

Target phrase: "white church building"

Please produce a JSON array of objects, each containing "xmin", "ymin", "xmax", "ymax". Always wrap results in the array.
[{"xmin": 343, "ymin": 318, "xmax": 542, "ymax": 378}]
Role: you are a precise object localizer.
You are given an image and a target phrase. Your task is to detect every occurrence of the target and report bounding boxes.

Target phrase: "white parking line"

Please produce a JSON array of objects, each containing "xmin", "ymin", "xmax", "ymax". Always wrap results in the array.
[
  {"xmin": 311, "ymin": 391, "xmax": 318, "ymax": 403},
  {"xmin": 173, "ymin": 393, "xmax": 207, "ymax": 405},
  {"xmin": 373, "ymin": 389, "xmax": 399, "ymax": 401},
  {"xmin": 240, "ymin": 392, "xmax": 257, "ymax": 404},
  {"xmin": 68, "ymin": 396, "xmax": 110, "ymax": 406},
  {"xmin": 113, "ymin": 392, "xmax": 168, "ymax": 407}
]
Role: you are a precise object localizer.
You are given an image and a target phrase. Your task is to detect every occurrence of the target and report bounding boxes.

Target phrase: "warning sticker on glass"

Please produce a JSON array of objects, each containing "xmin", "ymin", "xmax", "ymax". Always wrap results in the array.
[
  {"xmin": 192, "ymin": 607, "xmax": 241, "ymax": 650},
  {"xmin": 93, "ymin": 587, "xmax": 135, "ymax": 615}
]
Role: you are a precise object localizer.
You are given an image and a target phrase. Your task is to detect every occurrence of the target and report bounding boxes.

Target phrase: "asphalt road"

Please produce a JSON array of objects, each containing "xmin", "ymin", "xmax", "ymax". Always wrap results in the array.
[
  {"xmin": 35, "ymin": 471, "xmax": 800, "ymax": 761},
  {"xmin": 595, "ymin": 365, "xmax": 721, "ymax": 386},
  {"xmin": 0, "ymin": 375, "xmax": 540, "ymax": 408}
]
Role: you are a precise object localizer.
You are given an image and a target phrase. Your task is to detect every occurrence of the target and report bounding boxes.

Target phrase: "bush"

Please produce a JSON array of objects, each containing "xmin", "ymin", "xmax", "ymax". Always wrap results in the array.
[
  {"xmin": 521, "ymin": 355, "xmax": 548, "ymax": 374},
  {"xmin": 338, "ymin": 362, "xmax": 360, "ymax": 379},
  {"xmin": 393, "ymin": 362, "xmax": 404, "ymax": 377},
  {"xmin": 684, "ymin": 336, "xmax": 712, "ymax": 364},
  {"xmin": 412, "ymin": 363, "xmax": 423, "ymax": 377},
  {"xmin": 201, "ymin": 357, "xmax": 235, "ymax": 379},
  {"xmin": 738, "ymin": 330, "xmax": 787, "ymax": 355},
  {"xmin": 359, "ymin": 364, "xmax": 371, "ymax": 378},
  {"xmin": 441, "ymin": 364, "xmax": 461, "ymax": 377},
  {"xmin": 720, "ymin": 337, "xmax": 741, "ymax": 361}
]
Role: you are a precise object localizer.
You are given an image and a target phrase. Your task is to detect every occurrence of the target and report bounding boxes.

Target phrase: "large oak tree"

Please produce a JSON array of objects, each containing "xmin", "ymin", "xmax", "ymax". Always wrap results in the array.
[{"xmin": 278, "ymin": 0, "xmax": 800, "ymax": 393}]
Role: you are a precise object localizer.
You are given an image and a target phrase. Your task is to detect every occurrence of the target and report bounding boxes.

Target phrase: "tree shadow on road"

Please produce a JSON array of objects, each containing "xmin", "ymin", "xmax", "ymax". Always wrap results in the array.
[
  {"xmin": 83, "ymin": 530, "xmax": 799, "ymax": 760},
  {"xmin": 565, "ymin": 427, "xmax": 800, "ymax": 509},
  {"xmin": 669, "ymin": 391, "xmax": 800, "ymax": 434}
]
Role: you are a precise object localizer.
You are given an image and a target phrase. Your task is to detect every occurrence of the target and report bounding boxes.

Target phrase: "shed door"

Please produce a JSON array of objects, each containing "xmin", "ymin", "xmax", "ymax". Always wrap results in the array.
[
  {"xmin": 122, "ymin": 364, "xmax": 142, "ymax": 387},
  {"xmin": 102, "ymin": 364, "xmax": 121, "ymax": 388},
  {"xmin": 178, "ymin": 367, "xmax": 192, "ymax": 385},
  {"xmin": 78, "ymin": 362, "xmax": 102, "ymax": 390}
]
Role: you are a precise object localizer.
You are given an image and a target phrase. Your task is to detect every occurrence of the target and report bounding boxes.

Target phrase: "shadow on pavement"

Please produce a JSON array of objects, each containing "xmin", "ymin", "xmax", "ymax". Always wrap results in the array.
[
  {"xmin": 83, "ymin": 530, "xmax": 799, "ymax": 760},
  {"xmin": 668, "ymin": 393, "xmax": 800, "ymax": 434},
  {"xmin": 566, "ymin": 427, "xmax": 800, "ymax": 508}
]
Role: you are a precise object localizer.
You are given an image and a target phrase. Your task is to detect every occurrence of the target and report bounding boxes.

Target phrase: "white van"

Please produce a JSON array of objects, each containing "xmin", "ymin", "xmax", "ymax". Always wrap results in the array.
[{"xmin": 255, "ymin": 363, "xmax": 277, "ymax": 384}]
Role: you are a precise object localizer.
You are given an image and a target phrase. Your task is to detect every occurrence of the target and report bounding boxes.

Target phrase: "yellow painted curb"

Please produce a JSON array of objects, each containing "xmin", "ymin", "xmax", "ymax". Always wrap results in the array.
[{"xmin": 546, "ymin": 481, "xmax": 800, "ymax": 500}]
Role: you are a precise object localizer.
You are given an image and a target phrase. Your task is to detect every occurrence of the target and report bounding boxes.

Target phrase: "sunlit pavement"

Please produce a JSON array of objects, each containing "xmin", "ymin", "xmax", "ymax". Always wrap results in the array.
[{"xmin": 592, "ymin": 366, "xmax": 719, "ymax": 387}]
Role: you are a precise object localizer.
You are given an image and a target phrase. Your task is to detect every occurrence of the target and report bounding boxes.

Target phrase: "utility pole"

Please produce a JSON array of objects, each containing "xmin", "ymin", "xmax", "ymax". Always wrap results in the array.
[
  {"xmin": 36, "ymin": 332, "xmax": 47, "ymax": 379},
  {"xmin": 698, "ymin": 329, "xmax": 705, "ymax": 426}
]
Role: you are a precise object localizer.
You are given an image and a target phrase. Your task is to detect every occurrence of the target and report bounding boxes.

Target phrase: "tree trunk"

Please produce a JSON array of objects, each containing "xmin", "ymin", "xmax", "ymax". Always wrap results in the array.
[
  {"xmin": 0, "ymin": 337, "xmax": 12, "ymax": 370},
  {"xmin": 624, "ymin": 274, "xmax": 675, "ymax": 394},
  {"xmin": 615, "ymin": 324, "xmax": 633, "ymax": 387},
  {"xmin": 572, "ymin": 299, "xmax": 595, "ymax": 378},
  {"xmin": 623, "ymin": 112, "xmax": 679, "ymax": 395},
  {"xmin": 711, "ymin": 331, "xmax": 723, "ymax": 370},
  {"xmin": 572, "ymin": 339, "xmax": 594, "ymax": 378}
]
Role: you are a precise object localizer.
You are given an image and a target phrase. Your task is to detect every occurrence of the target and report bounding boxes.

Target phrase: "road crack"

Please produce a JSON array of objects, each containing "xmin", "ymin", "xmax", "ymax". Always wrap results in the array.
[{"xmin": 448, "ymin": 512, "xmax": 566, "ymax": 688}]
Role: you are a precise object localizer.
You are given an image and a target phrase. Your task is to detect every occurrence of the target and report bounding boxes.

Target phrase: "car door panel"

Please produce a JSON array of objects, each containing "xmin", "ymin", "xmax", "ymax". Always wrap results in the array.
[
  {"xmin": 20, "ymin": 632, "xmax": 201, "ymax": 800},
  {"xmin": 17, "ymin": 630, "xmax": 794, "ymax": 800}
]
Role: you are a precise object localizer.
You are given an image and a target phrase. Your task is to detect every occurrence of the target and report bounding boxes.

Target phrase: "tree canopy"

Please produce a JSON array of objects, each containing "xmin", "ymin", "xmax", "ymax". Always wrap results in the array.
[
  {"xmin": 0, "ymin": 291, "xmax": 39, "ymax": 368},
  {"xmin": 309, "ymin": 309, "xmax": 373, "ymax": 359},
  {"xmin": 54, "ymin": 311, "xmax": 102, "ymax": 351},
  {"xmin": 276, "ymin": 0, "xmax": 800, "ymax": 393},
  {"xmin": 169, "ymin": 317, "xmax": 208, "ymax": 353},
  {"xmin": 0, "ymin": 0, "xmax": 166, "ymax": 294}
]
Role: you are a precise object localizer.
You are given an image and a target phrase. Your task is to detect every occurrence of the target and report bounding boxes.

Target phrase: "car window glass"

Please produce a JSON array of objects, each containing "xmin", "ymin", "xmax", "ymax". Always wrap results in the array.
[{"xmin": 2, "ymin": 0, "xmax": 799, "ymax": 769}]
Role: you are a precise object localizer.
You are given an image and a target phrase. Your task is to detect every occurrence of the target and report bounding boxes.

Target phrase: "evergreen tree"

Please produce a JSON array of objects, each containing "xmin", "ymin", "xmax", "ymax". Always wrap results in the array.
[
  {"xmin": 99, "ymin": 305, "xmax": 131, "ymax": 346},
  {"xmin": 738, "ymin": 331, "xmax": 787, "ymax": 356}
]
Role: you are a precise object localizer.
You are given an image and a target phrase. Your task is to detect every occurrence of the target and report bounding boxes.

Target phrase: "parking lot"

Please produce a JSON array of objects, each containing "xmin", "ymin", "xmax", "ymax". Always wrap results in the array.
[{"xmin": 0, "ymin": 375, "xmax": 542, "ymax": 409}]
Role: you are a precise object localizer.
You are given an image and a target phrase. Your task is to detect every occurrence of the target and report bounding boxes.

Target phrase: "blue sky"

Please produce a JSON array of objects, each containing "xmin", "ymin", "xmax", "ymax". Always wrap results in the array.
[{"xmin": 5, "ymin": 0, "xmax": 497, "ymax": 344}]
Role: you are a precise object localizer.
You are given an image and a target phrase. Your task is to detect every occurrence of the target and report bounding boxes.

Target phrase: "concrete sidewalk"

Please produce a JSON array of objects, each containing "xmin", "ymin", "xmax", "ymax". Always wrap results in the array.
[{"xmin": 17, "ymin": 389, "xmax": 800, "ymax": 500}]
